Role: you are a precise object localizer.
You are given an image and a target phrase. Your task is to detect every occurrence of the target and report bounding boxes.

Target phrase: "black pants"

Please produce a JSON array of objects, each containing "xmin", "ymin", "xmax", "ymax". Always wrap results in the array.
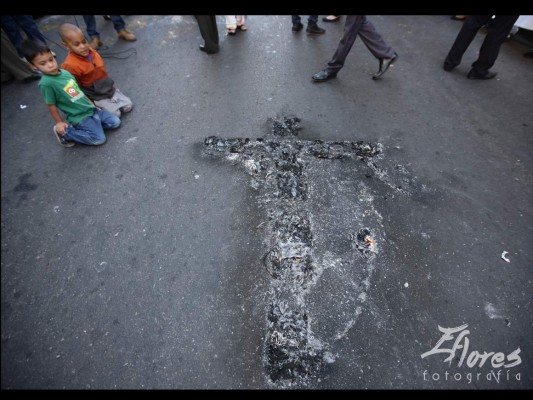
[
  {"xmin": 194, "ymin": 15, "xmax": 219, "ymax": 53},
  {"xmin": 444, "ymin": 15, "xmax": 519, "ymax": 75}
]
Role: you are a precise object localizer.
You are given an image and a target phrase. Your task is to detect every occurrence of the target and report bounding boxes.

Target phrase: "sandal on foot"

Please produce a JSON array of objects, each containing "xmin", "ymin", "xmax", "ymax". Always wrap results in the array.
[
  {"xmin": 237, "ymin": 24, "xmax": 248, "ymax": 31},
  {"xmin": 322, "ymin": 15, "xmax": 340, "ymax": 22}
]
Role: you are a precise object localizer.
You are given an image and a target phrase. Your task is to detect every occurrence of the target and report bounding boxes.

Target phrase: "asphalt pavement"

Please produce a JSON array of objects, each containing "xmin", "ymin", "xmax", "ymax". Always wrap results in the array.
[{"xmin": 1, "ymin": 15, "xmax": 532, "ymax": 389}]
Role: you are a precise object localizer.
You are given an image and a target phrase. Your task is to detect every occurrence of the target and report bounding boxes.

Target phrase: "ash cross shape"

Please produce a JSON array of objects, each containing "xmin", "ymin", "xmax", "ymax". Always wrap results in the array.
[{"xmin": 204, "ymin": 117, "xmax": 382, "ymax": 387}]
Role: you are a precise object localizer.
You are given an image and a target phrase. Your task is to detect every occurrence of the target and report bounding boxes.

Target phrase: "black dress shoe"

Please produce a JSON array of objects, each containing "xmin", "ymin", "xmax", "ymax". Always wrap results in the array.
[
  {"xmin": 312, "ymin": 69, "xmax": 337, "ymax": 82},
  {"xmin": 467, "ymin": 69, "xmax": 497, "ymax": 79},
  {"xmin": 372, "ymin": 53, "xmax": 398, "ymax": 80},
  {"xmin": 199, "ymin": 44, "xmax": 218, "ymax": 54}
]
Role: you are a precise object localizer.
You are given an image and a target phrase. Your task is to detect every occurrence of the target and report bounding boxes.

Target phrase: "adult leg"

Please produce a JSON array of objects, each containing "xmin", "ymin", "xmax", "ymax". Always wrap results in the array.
[
  {"xmin": 444, "ymin": 15, "xmax": 492, "ymax": 70},
  {"xmin": 306, "ymin": 15, "xmax": 325, "ymax": 33},
  {"xmin": 111, "ymin": 15, "xmax": 136, "ymax": 41},
  {"xmin": 194, "ymin": 15, "xmax": 219, "ymax": 53},
  {"xmin": 83, "ymin": 15, "xmax": 103, "ymax": 48},
  {"xmin": 1, "ymin": 16, "xmax": 24, "ymax": 55},
  {"xmin": 13, "ymin": 16, "xmax": 47, "ymax": 45},
  {"xmin": 308, "ymin": 15, "xmax": 318, "ymax": 26},
  {"xmin": 357, "ymin": 15, "xmax": 396, "ymax": 59},
  {"xmin": 109, "ymin": 15, "xmax": 126, "ymax": 32},
  {"xmin": 83, "ymin": 15, "xmax": 100, "ymax": 39},
  {"xmin": 324, "ymin": 15, "xmax": 362, "ymax": 75},
  {"xmin": 112, "ymin": 15, "xmax": 136, "ymax": 41},
  {"xmin": 291, "ymin": 15, "xmax": 303, "ymax": 31},
  {"xmin": 207, "ymin": 15, "xmax": 219, "ymax": 45},
  {"xmin": 236, "ymin": 15, "xmax": 246, "ymax": 28},
  {"xmin": 226, "ymin": 15, "xmax": 237, "ymax": 34},
  {"xmin": 471, "ymin": 15, "xmax": 519, "ymax": 75}
]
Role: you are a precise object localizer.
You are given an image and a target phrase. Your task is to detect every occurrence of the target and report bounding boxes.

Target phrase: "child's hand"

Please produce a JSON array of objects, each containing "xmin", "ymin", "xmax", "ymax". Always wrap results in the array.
[{"xmin": 54, "ymin": 122, "xmax": 69, "ymax": 136}]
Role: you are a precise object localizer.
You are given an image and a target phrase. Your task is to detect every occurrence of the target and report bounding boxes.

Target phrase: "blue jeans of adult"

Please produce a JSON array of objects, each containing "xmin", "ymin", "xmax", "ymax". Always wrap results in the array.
[
  {"xmin": 291, "ymin": 15, "xmax": 319, "ymax": 26},
  {"xmin": 63, "ymin": 109, "xmax": 120, "ymax": 145},
  {"xmin": 1, "ymin": 15, "xmax": 47, "ymax": 56},
  {"xmin": 83, "ymin": 15, "xmax": 126, "ymax": 38}
]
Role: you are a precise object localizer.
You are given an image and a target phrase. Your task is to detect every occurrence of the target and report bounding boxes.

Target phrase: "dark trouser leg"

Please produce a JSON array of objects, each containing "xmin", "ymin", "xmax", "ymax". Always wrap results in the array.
[
  {"xmin": 291, "ymin": 15, "xmax": 301, "ymax": 25},
  {"xmin": 471, "ymin": 15, "xmax": 519, "ymax": 75},
  {"xmin": 308, "ymin": 15, "xmax": 318, "ymax": 26},
  {"xmin": 194, "ymin": 15, "xmax": 219, "ymax": 52},
  {"xmin": 325, "ymin": 15, "xmax": 362, "ymax": 74},
  {"xmin": 444, "ymin": 15, "xmax": 492, "ymax": 68},
  {"xmin": 14, "ymin": 15, "xmax": 47, "ymax": 45},
  {"xmin": 357, "ymin": 16, "xmax": 395, "ymax": 59},
  {"xmin": 208, "ymin": 15, "xmax": 219, "ymax": 45},
  {"xmin": 1, "ymin": 16, "xmax": 23, "ymax": 55},
  {"xmin": 110, "ymin": 15, "xmax": 126, "ymax": 32},
  {"xmin": 83, "ymin": 15, "xmax": 100, "ymax": 38}
]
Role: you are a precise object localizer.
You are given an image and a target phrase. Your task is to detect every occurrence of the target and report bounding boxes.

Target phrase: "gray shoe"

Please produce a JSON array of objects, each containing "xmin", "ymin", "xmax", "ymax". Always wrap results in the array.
[{"xmin": 53, "ymin": 126, "xmax": 75, "ymax": 147}]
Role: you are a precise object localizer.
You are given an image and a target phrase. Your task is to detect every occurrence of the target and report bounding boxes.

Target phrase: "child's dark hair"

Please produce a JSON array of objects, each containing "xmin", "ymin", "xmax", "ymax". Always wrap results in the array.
[{"xmin": 20, "ymin": 39, "xmax": 51, "ymax": 64}]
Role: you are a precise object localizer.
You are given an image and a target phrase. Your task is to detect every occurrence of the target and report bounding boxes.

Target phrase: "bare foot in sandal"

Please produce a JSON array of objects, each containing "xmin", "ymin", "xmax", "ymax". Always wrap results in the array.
[
  {"xmin": 322, "ymin": 15, "xmax": 340, "ymax": 22},
  {"xmin": 237, "ymin": 24, "xmax": 248, "ymax": 31}
]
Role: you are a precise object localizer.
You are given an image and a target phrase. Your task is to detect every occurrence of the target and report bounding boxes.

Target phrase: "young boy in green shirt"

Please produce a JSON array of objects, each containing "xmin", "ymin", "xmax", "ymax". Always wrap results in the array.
[{"xmin": 20, "ymin": 39, "xmax": 121, "ymax": 147}]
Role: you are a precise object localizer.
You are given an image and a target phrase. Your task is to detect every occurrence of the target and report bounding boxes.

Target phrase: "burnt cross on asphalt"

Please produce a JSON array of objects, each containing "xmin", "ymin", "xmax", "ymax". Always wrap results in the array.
[{"xmin": 204, "ymin": 117, "xmax": 381, "ymax": 387}]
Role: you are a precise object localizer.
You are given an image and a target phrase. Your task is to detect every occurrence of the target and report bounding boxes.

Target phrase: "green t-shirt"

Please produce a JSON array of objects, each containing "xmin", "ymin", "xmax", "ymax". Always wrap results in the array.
[{"xmin": 39, "ymin": 69, "xmax": 95, "ymax": 126}]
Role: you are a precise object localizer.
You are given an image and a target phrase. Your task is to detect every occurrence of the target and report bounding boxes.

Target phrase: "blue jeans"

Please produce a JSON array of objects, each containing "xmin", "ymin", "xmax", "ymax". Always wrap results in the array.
[
  {"xmin": 63, "ymin": 109, "xmax": 120, "ymax": 145},
  {"xmin": 291, "ymin": 15, "xmax": 319, "ymax": 26},
  {"xmin": 1, "ymin": 15, "xmax": 47, "ymax": 56},
  {"xmin": 83, "ymin": 15, "xmax": 126, "ymax": 38}
]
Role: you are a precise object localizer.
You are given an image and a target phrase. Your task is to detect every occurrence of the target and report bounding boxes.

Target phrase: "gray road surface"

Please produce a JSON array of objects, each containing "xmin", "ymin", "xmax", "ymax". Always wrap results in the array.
[{"xmin": 1, "ymin": 15, "xmax": 532, "ymax": 389}]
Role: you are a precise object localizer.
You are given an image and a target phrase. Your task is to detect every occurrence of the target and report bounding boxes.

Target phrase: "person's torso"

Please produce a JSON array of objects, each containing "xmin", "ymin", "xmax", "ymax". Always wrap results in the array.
[
  {"xmin": 39, "ymin": 69, "xmax": 95, "ymax": 125},
  {"xmin": 61, "ymin": 49, "xmax": 108, "ymax": 87}
]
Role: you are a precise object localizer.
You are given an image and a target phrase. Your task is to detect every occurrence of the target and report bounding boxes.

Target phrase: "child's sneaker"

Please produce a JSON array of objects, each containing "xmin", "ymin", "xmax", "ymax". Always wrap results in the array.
[{"xmin": 53, "ymin": 126, "xmax": 75, "ymax": 147}]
